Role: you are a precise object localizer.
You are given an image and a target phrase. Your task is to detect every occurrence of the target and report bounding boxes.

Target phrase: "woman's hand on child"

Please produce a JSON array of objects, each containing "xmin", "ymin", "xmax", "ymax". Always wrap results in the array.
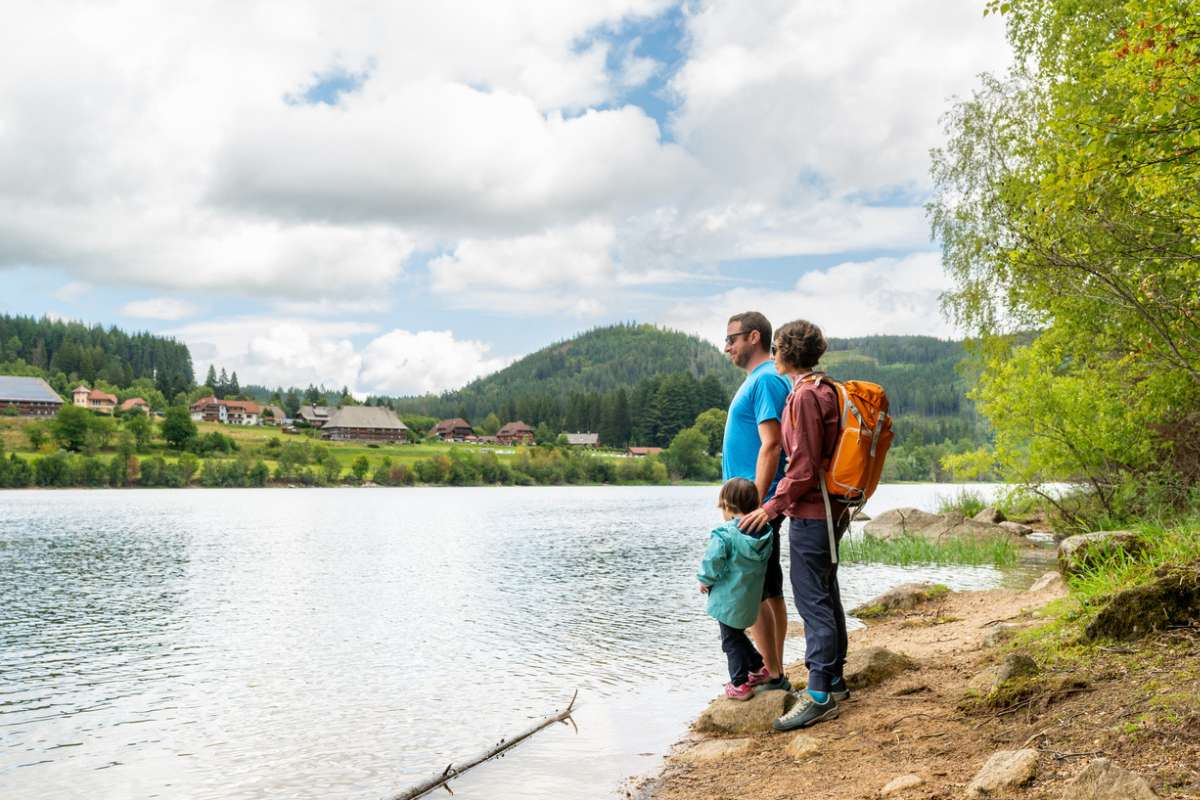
[
  {"xmin": 698, "ymin": 583, "xmax": 710, "ymax": 594},
  {"xmin": 739, "ymin": 507, "xmax": 771, "ymax": 532}
]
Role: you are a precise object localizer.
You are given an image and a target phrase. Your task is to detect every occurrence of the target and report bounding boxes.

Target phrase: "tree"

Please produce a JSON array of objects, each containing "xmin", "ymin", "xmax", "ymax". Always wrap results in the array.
[
  {"xmin": 229, "ymin": 371, "xmax": 240, "ymax": 397},
  {"xmin": 693, "ymin": 408, "xmax": 728, "ymax": 456},
  {"xmin": 51, "ymin": 405, "xmax": 94, "ymax": 452},
  {"xmin": 283, "ymin": 388, "xmax": 302, "ymax": 418},
  {"xmin": 304, "ymin": 384, "xmax": 321, "ymax": 404},
  {"xmin": 217, "ymin": 368, "xmax": 229, "ymax": 399},
  {"xmin": 126, "ymin": 412, "xmax": 153, "ymax": 452},
  {"xmin": 205, "ymin": 365, "xmax": 218, "ymax": 390},
  {"xmin": 663, "ymin": 427, "xmax": 711, "ymax": 480},
  {"xmin": 161, "ymin": 406, "xmax": 198, "ymax": 449},
  {"xmin": 478, "ymin": 412, "xmax": 502, "ymax": 436},
  {"xmin": 352, "ymin": 455, "xmax": 370, "ymax": 481},
  {"xmin": 4, "ymin": 335, "xmax": 21, "ymax": 362},
  {"xmin": 26, "ymin": 423, "xmax": 47, "ymax": 451}
]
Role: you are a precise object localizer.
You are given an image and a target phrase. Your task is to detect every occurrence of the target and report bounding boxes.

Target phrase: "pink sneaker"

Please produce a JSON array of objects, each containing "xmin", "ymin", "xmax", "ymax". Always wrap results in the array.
[
  {"xmin": 746, "ymin": 667, "xmax": 771, "ymax": 687},
  {"xmin": 725, "ymin": 682, "xmax": 755, "ymax": 701}
]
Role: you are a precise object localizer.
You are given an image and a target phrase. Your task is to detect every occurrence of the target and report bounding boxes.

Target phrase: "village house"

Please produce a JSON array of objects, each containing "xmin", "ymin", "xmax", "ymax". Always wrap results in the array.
[
  {"xmin": 295, "ymin": 404, "xmax": 331, "ymax": 428},
  {"xmin": 189, "ymin": 396, "xmax": 262, "ymax": 426},
  {"xmin": 261, "ymin": 404, "xmax": 287, "ymax": 426},
  {"xmin": 496, "ymin": 421, "xmax": 535, "ymax": 445},
  {"xmin": 321, "ymin": 406, "xmax": 409, "ymax": 443},
  {"xmin": 564, "ymin": 432, "xmax": 600, "ymax": 447},
  {"xmin": 432, "ymin": 418, "xmax": 475, "ymax": 441},
  {"xmin": 72, "ymin": 385, "xmax": 117, "ymax": 414},
  {"xmin": 626, "ymin": 446, "xmax": 664, "ymax": 458},
  {"xmin": 119, "ymin": 397, "xmax": 150, "ymax": 414},
  {"xmin": 0, "ymin": 376, "xmax": 64, "ymax": 417}
]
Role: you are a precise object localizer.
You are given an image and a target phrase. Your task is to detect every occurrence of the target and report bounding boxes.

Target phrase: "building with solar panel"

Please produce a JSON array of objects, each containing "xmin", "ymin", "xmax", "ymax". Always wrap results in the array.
[{"xmin": 0, "ymin": 376, "xmax": 65, "ymax": 417}]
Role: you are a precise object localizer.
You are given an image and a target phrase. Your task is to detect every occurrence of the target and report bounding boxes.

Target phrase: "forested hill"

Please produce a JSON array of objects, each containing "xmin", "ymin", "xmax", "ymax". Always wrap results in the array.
[{"xmin": 0, "ymin": 314, "xmax": 194, "ymax": 399}]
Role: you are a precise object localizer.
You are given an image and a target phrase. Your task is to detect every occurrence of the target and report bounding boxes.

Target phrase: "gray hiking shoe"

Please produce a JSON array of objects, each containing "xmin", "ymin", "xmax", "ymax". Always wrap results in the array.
[
  {"xmin": 754, "ymin": 674, "xmax": 793, "ymax": 694},
  {"xmin": 830, "ymin": 677, "xmax": 850, "ymax": 702},
  {"xmin": 773, "ymin": 693, "xmax": 839, "ymax": 732}
]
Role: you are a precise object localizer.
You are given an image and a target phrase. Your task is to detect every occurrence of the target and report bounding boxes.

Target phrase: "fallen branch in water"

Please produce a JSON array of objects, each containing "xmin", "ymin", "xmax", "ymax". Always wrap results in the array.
[{"xmin": 391, "ymin": 690, "xmax": 578, "ymax": 800}]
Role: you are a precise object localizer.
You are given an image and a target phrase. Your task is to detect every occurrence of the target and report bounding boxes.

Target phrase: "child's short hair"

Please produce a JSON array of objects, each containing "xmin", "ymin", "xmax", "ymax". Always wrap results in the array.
[{"xmin": 719, "ymin": 478, "xmax": 759, "ymax": 515}]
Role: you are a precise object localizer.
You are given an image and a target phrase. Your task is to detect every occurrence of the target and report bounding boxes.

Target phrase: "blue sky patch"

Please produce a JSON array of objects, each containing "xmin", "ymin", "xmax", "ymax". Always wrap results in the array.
[{"xmin": 286, "ymin": 63, "xmax": 373, "ymax": 107}]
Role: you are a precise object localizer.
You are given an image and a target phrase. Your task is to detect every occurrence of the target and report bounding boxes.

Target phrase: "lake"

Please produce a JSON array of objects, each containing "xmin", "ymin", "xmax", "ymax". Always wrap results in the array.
[{"xmin": 0, "ymin": 484, "xmax": 1034, "ymax": 800}]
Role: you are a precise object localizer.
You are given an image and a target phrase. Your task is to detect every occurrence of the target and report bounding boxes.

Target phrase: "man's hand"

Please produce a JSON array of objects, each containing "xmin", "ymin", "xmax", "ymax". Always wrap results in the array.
[
  {"xmin": 699, "ymin": 583, "xmax": 710, "ymax": 594},
  {"xmin": 739, "ymin": 507, "xmax": 772, "ymax": 533}
]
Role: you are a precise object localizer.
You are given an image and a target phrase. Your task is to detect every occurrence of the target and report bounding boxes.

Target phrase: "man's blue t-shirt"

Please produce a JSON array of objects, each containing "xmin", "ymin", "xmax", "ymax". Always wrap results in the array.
[{"xmin": 722, "ymin": 360, "xmax": 791, "ymax": 501}]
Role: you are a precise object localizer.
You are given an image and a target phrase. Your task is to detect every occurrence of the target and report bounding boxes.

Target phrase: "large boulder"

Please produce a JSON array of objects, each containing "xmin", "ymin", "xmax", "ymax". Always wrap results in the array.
[
  {"xmin": 1084, "ymin": 561, "xmax": 1200, "ymax": 641},
  {"xmin": 693, "ymin": 689, "xmax": 794, "ymax": 735},
  {"xmin": 1058, "ymin": 531, "xmax": 1145, "ymax": 576},
  {"xmin": 1064, "ymin": 757, "xmax": 1158, "ymax": 800},
  {"xmin": 849, "ymin": 582, "xmax": 949, "ymax": 619},
  {"xmin": 999, "ymin": 520, "xmax": 1033, "ymax": 536},
  {"xmin": 1028, "ymin": 571, "xmax": 1065, "ymax": 593},
  {"xmin": 973, "ymin": 506, "xmax": 1006, "ymax": 524},
  {"xmin": 864, "ymin": 508, "xmax": 1021, "ymax": 543},
  {"xmin": 966, "ymin": 749, "xmax": 1039, "ymax": 797}
]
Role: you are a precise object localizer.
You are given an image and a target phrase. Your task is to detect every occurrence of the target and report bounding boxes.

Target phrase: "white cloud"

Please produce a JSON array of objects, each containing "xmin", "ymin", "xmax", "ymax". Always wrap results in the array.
[
  {"xmin": 167, "ymin": 316, "xmax": 510, "ymax": 395},
  {"xmin": 359, "ymin": 330, "xmax": 512, "ymax": 395},
  {"xmin": 52, "ymin": 281, "xmax": 91, "ymax": 303},
  {"xmin": 119, "ymin": 297, "xmax": 200, "ymax": 321},
  {"xmin": 660, "ymin": 251, "xmax": 957, "ymax": 345}
]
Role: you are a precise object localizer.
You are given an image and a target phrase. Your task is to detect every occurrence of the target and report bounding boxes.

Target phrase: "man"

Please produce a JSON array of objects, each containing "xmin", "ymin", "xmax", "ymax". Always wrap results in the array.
[{"xmin": 721, "ymin": 311, "xmax": 791, "ymax": 693}]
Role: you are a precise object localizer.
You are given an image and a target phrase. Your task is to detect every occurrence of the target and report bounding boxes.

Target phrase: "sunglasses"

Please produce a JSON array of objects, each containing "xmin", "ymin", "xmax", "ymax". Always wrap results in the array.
[{"xmin": 724, "ymin": 330, "xmax": 753, "ymax": 345}]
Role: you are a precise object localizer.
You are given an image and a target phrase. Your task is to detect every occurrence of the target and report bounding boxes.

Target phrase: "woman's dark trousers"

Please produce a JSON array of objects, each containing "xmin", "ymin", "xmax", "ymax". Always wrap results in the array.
[{"xmin": 787, "ymin": 516, "xmax": 848, "ymax": 694}]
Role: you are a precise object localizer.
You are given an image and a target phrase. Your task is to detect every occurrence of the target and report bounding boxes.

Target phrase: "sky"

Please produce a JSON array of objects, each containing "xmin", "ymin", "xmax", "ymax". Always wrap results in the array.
[{"xmin": 0, "ymin": 1, "xmax": 1012, "ymax": 396}]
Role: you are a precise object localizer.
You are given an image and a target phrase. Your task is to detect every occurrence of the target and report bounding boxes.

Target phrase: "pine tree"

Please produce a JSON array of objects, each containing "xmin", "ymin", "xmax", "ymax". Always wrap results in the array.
[
  {"xmin": 229, "ymin": 371, "xmax": 240, "ymax": 397},
  {"xmin": 217, "ymin": 368, "xmax": 229, "ymax": 399},
  {"xmin": 205, "ymin": 365, "xmax": 218, "ymax": 391}
]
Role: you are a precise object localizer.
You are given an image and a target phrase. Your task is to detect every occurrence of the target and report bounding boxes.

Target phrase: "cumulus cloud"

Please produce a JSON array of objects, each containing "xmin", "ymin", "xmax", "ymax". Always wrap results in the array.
[
  {"xmin": 660, "ymin": 251, "xmax": 957, "ymax": 344},
  {"xmin": 167, "ymin": 316, "xmax": 511, "ymax": 395},
  {"xmin": 119, "ymin": 297, "xmax": 200, "ymax": 321}
]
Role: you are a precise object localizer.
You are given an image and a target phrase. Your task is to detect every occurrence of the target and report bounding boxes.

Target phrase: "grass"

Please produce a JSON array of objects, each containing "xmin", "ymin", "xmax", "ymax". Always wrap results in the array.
[
  {"xmin": 840, "ymin": 533, "xmax": 1020, "ymax": 567},
  {"xmin": 935, "ymin": 487, "xmax": 987, "ymax": 517},
  {"xmin": 1065, "ymin": 514, "xmax": 1200, "ymax": 603}
]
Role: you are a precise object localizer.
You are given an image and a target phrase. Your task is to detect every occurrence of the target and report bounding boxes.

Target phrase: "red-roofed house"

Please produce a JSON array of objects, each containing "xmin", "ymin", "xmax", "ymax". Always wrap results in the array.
[
  {"xmin": 626, "ymin": 446, "xmax": 664, "ymax": 458},
  {"xmin": 432, "ymin": 418, "xmax": 475, "ymax": 441},
  {"xmin": 190, "ymin": 396, "xmax": 262, "ymax": 425},
  {"xmin": 120, "ymin": 397, "xmax": 150, "ymax": 414},
  {"xmin": 72, "ymin": 385, "xmax": 117, "ymax": 414},
  {"xmin": 496, "ymin": 421, "xmax": 535, "ymax": 445}
]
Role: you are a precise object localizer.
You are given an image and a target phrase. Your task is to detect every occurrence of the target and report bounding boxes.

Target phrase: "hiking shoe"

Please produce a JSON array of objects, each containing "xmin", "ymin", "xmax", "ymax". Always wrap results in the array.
[
  {"xmin": 773, "ymin": 693, "xmax": 839, "ymax": 731},
  {"xmin": 754, "ymin": 674, "xmax": 793, "ymax": 694},
  {"xmin": 724, "ymin": 682, "xmax": 755, "ymax": 702},
  {"xmin": 830, "ymin": 677, "xmax": 851, "ymax": 702},
  {"xmin": 746, "ymin": 667, "xmax": 772, "ymax": 687}
]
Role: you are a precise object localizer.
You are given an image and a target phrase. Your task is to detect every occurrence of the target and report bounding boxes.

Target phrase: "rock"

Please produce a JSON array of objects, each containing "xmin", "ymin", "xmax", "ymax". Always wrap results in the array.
[
  {"xmin": 881, "ymin": 774, "xmax": 925, "ymax": 795},
  {"xmin": 981, "ymin": 623, "xmax": 1020, "ymax": 648},
  {"xmin": 693, "ymin": 690, "xmax": 795, "ymax": 735},
  {"xmin": 999, "ymin": 520, "xmax": 1033, "ymax": 536},
  {"xmin": 864, "ymin": 508, "xmax": 1026, "ymax": 544},
  {"xmin": 973, "ymin": 506, "xmax": 1006, "ymax": 524},
  {"xmin": 849, "ymin": 582, "xmax": 949, "ymax": 618},
  {"xmin": 1065, "ymin": 757, "xmax": 1158, "ymax": 799},
  {"xmin": 785, "ymin": 733, "xmax": 821, "ymax": 759},
  {"xmin": 855, "ymin": 512, "xmax": 871, "ymax": 521},
  {"xmin": 997, "ymin": 653, "xmax": 1039, "ymax": 684},
  {"xmin": 1084, "ymin": 560, "xmax": 1200, "ymax": 641},
  {"xmin": 844, "ymin": 647, "xmax": 917, "ymax": 689},
  {"xmin": 1028, "ymin": 571, "xmax": 1065, "ymax": 593},
  {"xmin": 965, "ymin": 749, "xmax": 1039, "ymax": 797},
  {"xmin": 1058, "ymin": 531, "xmax": 1145, "ymax": 576},
  {"xmin": 675, "ymin": 738, "xmax": 753, "ymax": 764}
]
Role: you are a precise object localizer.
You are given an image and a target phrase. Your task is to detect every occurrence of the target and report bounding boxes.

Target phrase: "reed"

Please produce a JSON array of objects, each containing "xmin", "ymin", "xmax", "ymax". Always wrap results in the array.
[{"xmin": 840, "ymin": 533, "xmax": 1019, "ymax": 567}]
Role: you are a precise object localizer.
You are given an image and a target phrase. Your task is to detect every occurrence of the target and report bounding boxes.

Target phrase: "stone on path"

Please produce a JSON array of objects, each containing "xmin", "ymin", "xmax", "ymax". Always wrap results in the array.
[
  {"xmin": 1028, "ymin": 571, "xmax": 1065, "ymax": 593},
  {"xmin": 996, "ymin": 653, "xmax": 1038, "ymax": 684},
  {"xmin": 999, "ymin": 520, "xmax": 1033, "ymax": 536},
  {"xmin": 881, "ymin": 774, "xmax": 925, "ymax": 795},
  {"xmin": 1058, "ymin": 531, "xmax": 1145, "ymax": 576},
  {"xmin": 1064, "ymin": 757, "xmax": 1158, "ymax": 800},
  {"xmin": 844, "ymin": 646, "xmax": 917, "ymax": 690},
  {"xmin": 849, "ymin": 582, "xmax": 949, "ymax": 618},
  {"xmin": 965, "ymin": 749, "xmax": 1039, "ymax": 797},
  {"xmin": 675, "ymin": 738, "xmax": 753, "ymax": 764},
  {"xmin": 981, "ymin": 623, "xmax": 1021, "ymax": 648},
  {"xmin": 973, "ymin": 506, "xmax": 1006, "ymax": 524},
  {"xmin": 785, "ymin": 733, "xmax": 821, "ymax": 760},
  {"xmin": 693, "ymin": 690, "xmax": 794, "ymax": 735}
]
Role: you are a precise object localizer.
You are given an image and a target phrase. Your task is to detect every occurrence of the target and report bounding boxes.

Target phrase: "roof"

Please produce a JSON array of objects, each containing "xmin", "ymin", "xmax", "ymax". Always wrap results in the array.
[
  {"xmin": 296, "ymin": 405, "xmax": 331, "ymax": 421},
  {"xmin": 323, "ymin": 405, "xmax": 409, "ymax": 430},
  {"xmin": 223, "ymin": 400, "xmax": 261, "ymax": 413},
  {"xmin": 434, "ymin": 417, "xmax": 473, "ymax": 432},
  {"xmin": 190, "ymin": 395, "xmax": 219, "ymax": 409},
  {"xmin": 564, "ymin": 432, "xmax": 599, "ymax": 445},
  {"xmin": 88, "ymin": 389, "xmax": 117, "ymax": 403},
  {"xmin": 0, "ymin": 376, "xmax": 64, "ymax": 404},
  {"xmin": 627, "ymin": 446, "xmax": 664, "ymax": 456},
  {"xmin": 120, "ymin": 397, "xmax": 149, "ymax": 410},
  {"xmin": 498, "ymin": 421, "xmax": 534, "ymax": 435},
  {"xmin": 263, "ymin": 404, "xmax": 286, "ymax": 418}
]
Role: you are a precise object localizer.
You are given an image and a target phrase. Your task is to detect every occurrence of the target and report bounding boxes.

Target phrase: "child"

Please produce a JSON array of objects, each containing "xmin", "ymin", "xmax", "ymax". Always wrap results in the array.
[{"xmin": 698, "ymin": 477, "xmax": 774, "ymax": 701}]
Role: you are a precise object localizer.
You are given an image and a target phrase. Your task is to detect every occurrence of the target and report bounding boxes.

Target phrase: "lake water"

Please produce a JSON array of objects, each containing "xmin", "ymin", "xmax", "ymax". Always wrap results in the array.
[{"xmin": 0, "ymin": 484, "xmax": 1037, "ymax": 800}]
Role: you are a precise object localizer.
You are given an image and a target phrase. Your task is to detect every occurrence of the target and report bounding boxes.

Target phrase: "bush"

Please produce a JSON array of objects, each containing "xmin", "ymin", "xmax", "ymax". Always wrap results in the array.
[{"xmin": 35, "ymin": 451, "xmax": 73, "ymax": 486}]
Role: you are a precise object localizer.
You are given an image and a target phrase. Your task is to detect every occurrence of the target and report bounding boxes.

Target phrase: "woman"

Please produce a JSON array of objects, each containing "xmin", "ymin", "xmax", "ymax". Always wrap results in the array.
[{"xmin": 738, "ymin": 319, "xmax": 850, "ymax": 731}]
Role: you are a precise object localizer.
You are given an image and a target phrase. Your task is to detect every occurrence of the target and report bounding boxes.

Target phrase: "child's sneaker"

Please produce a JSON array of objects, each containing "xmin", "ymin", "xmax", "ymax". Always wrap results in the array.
[
  {"xmin": 724, "ymin": 682, "xmax": 755, "ymax": 701},
  {"xmin": 746, "ymin": 667, "xmax": 771, "ymax": 687}
]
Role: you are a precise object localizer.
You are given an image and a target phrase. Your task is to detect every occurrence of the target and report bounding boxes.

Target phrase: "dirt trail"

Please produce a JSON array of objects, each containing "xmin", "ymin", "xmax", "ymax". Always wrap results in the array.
[{"xmin": 641, "ymin": 580, "xmax": 1200, "ymax": 799}]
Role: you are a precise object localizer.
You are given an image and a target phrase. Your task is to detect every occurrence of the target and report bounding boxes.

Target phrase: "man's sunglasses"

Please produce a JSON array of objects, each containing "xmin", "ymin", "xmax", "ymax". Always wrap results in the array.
[{"xmin": 724, "ymin": 330, "xmax": 753, "ymax": 345}]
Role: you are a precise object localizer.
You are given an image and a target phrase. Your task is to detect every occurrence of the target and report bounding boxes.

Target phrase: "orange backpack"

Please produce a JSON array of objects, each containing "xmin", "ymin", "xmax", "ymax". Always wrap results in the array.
[{"xmin": 799, "ymin": 373, "xmax": 894, "ymax": 562}]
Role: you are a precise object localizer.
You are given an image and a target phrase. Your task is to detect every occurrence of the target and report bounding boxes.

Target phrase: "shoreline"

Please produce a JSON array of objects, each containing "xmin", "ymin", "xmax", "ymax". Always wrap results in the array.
[{"xmin": 635, "ymin": 572, "xmax": 1199, "ymax": 799}]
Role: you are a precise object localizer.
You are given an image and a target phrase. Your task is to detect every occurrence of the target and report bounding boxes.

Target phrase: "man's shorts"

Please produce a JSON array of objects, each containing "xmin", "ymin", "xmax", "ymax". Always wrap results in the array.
[{"xmin": 761, "ymin": 515, "xmax": 785, "ymax": 601}]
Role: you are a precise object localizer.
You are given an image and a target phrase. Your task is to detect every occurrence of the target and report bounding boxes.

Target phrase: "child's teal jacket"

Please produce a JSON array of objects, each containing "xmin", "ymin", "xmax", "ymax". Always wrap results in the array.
[{"xmin": 697, "ymin": 518, "xmax": 772, "ymax": 629}]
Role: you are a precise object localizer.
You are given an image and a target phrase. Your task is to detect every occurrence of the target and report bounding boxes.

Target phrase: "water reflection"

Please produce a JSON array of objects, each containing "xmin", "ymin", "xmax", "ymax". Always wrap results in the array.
[{"xmin": 1, "ymin": 485, "xmax": 1021, "ymax": 800}]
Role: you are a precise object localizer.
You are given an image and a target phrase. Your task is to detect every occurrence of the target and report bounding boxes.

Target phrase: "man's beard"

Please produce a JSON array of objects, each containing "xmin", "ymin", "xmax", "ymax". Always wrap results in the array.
[{"xmin": 732, "ymin": 349, "xmax": 751, "ymax": 369}]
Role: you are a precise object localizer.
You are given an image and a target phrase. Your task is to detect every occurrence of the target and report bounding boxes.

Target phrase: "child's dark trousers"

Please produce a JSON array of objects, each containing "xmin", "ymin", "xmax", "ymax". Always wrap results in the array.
[{"xmin": 719, "ymin": 622, "xmax": 764, "ymax": 686}]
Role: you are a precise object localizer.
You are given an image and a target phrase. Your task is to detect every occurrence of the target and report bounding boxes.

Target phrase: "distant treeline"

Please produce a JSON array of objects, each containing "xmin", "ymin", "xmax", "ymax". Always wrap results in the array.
[{"xmin": 0, "ymin": 314, "xmax": 193, "ymax": 399}]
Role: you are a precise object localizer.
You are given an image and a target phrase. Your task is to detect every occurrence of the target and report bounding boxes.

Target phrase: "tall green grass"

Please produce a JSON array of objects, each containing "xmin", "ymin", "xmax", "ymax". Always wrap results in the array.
[
  {"xmin": 935, "ymin": 488, "xmax": 987, "ymax": 517},
  {"xmin": 840, "ymin": 534, "xmax": 1019, "ymax": 567},
  {"xmin": 1067, "ymin": 515, "xmax": 1200, "ymax": 603}
]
